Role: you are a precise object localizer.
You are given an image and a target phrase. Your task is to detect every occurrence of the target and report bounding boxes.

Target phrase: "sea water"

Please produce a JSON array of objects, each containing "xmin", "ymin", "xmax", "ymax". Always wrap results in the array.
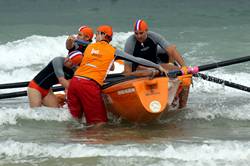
[{"xmin": 0, "ymin": 0, "xmax": 250, "ymax": 165}]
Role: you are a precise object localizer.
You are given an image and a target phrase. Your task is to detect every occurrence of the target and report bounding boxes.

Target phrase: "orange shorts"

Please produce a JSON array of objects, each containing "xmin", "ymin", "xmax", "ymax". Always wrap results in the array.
[{"xmin": 28, "ymin": 80, "xmax": 50, "ymax": 98}]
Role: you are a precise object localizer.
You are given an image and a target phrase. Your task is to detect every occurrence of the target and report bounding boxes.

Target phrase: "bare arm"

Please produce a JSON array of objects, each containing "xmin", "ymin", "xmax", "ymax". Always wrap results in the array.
[
  {"xmin": 124, "ymin": 63, "xmax": 151, "ymax": 73},
  {"xmin": 166, "ymin": 45, "xmax": 185, "ymax": 66},
  {"xmin": 124, "ymin": 61, "xmax": 132, "ymax": 73},
  {"xmin": 148, "ymin": 31, "xmax": 186, "ymax": 67},
  {"xmin": 66, "ymin": 35, "xmax": 76, "ymax": 50},
  {"xmin": 58, "ymin": 77, "xmax": 70, "ymax": 89}
]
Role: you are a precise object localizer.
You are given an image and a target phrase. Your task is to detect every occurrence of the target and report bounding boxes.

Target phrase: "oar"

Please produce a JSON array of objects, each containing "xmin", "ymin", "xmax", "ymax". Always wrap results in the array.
[
  {"xmin": 194, "ymin": 73, "xmax": 250, "ymax": 92},
  {"xmin": 0, "ymin": 81, "xmax": 29, "ymax": 89},
  {"xmin": 0, "ymin": 74, "xmax": 129, "ymax": 99},
  {"xmin": 166, "ymin": 56, "xmax": 250, "ymax": 92},
  {"xmin": 0, "ymin": 86, "xmax": 65, "ymax": 100},
  {"xmin": 2, "ymin": 56, "xmax": 249, "ymax": 89},
  {"xmin": 166, "ymin": 55, "xmax": 250, "ymax": 77},
  {"xmin": 1, "ymin": 56, "xmax": 250, "ymax": 98},
  {"xmin": 0, "ymin": 73, "xmax": 125, "ymax": 89},
  {"xmin": 187, "ymin": 55, "xmax": 250, "ymax": 74}
]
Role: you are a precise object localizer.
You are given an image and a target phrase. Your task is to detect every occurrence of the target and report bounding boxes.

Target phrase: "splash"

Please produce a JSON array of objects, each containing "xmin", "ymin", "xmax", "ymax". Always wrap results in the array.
[
  {"xmin": 0, "ymin": 33, "xmax": 131, "ymax": 83},
  {"xmin": 0, "ymin": 139, "xmax": 249, "ymax": 164},
  {"xmin": 0, "ymin": 106, "xmax": 71, "ymax": 125}
]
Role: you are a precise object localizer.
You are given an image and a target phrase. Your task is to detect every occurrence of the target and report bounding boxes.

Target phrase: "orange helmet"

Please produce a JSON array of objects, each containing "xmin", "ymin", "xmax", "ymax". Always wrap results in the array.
[
  {"xmin": 134, "ymin": 19, "xmax": 148, "ymax": 31},
  {"xmin": 97, "ymin": 25, "xmax": 113, "ymax": 37},
  {"xmin": 68, "ymin": 50, "xmax": 83, "ymax": 66},
  {"xmin": 78, "ymin": 25, "xmax": 94, "ymax": 40}
]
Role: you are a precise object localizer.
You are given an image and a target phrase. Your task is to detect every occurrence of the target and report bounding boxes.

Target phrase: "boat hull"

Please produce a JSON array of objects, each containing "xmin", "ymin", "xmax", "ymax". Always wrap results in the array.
[{"xmin": 102, "ymin": 76, "xmax": 181, "ymax": 123}]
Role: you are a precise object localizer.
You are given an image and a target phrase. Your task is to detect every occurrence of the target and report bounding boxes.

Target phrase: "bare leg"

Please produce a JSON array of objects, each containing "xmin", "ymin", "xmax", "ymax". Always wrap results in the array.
[
  {"xmin": 87, "ymin": 122, "xmax": 107, "ymax": 129},
  {"xmin": 55, "ymin": 94, "xmax": 66, "ymax": 107},
  {"xmin": 178, "ymin": 87, "xmax": 190, "ymax": 109},
  {"xmin": 27, "ymin": 88, "xmax": 43, "ymax": 108},
  {"xmin": 42, "ymin": 90, "xmax": 59, "ymax": 108}
]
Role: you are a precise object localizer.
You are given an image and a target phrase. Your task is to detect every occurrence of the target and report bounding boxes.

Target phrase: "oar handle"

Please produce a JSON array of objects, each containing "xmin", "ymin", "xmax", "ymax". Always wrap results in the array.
[
  {"xmin": 183, "ymin": 56, "xmax": 250, "ymax": 75},
  {"xmin": 0, "ymin": 73, "xmax": 125, "ymax": 89},
  {"xmin": 197, "ymin": 56, "xmax": 250, "ymax": 72},
  {"xmin": 0, "ymin": 86, "xmax": 65, "ymax": 99},
  {"xmin": 0, "ymin": 91, "xmax": 27, "ymax": 99},
  {"xmin": 0, "ymin": 81, "xmax": 29, "ymax": 89}
]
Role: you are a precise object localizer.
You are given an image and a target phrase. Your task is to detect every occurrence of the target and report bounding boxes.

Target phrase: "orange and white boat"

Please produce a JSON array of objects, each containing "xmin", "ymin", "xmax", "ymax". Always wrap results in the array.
[
  {"xmin": 54, "ymin": 69, "xmax": 192, "ymax": 123},
  {"xmin": 102, "ymin": 71, "xmax": 192, "ymax": 123}
]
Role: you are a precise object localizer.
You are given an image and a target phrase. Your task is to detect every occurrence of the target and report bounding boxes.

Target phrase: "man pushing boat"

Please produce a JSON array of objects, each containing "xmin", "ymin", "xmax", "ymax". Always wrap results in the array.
[
  {"xmin": 67, "ymin": 25, "xmax": 168, "ymax": 127},
  {"xmin": 124, "ymin": 19, "xmax": 190, "ymax": 108},
  {"xmin": 27, "ymin": 26, "xmax": 94, "ymax": 107}
]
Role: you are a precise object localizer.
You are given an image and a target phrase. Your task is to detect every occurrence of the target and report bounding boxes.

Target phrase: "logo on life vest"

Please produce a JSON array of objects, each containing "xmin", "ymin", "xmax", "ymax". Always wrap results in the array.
[{"xmin": 91, "ymin": 48, "xmax": 100, "ymax": 56}]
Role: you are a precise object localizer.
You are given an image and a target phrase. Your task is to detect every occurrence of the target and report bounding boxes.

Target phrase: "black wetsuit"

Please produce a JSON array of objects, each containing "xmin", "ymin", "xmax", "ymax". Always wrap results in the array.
[
  {"xmin": 124, "ymin": 31, "xmax": 171, "ymax": 71},
  {"xmin": 33, "ymin": 57, "xmax": 74, "ymax": 90},
  {"xmin": 132, "ymin": 38, "xmax": 162, "ymax": 71},
  {"xmin": 32, "ymin": 40, "xmax": 90, "ymax": 90}
]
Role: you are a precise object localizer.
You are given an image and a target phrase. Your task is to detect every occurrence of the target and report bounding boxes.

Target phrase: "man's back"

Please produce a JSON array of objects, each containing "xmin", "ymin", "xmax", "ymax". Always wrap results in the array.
[{"xmin": 75, "ymin": 41, "xmax": 116, "ymax": 85}]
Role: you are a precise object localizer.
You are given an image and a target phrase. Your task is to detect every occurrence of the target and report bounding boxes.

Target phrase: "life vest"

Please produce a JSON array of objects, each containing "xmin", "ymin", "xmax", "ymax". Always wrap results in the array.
[{"xmin": 74, "ymin": 41, "xmax": 116, "ymax": 86}]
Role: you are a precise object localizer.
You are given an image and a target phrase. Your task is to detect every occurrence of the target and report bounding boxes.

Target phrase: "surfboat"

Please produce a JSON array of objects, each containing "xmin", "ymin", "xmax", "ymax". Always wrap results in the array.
[{"xmin": 102, "ymin": 72, "xmax": 192, "ymax": 123}]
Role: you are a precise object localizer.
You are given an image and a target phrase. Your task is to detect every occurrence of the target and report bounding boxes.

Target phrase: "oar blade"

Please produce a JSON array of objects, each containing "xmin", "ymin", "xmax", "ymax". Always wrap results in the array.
[{"xmin": 194, "ymin": 73, "xmax": 250, "ymax": 93}]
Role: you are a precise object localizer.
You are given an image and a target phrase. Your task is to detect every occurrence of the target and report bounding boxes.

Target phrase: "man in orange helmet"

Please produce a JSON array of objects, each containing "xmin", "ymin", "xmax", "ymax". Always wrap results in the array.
[
  {"xmin": 124, "ymin": 19, "xmax": 185, "ymax": 72},
  {"xmin": 27, "ymin": 51, "xmax": 83, "ymax": 108},
  {"xmin": 67, "ymin": 25, "xmax": 168, "ymax": 126},
  {"xmin": 27, "ymin": 26, "xmax": 94, "ymax": 108},
  {"xmin": 124, "ymin": 19, "xmax": 189, "ymax": 108},
  {"xmin": 66, "ymin": 25, "xmax": 94, "ymax": 54}
]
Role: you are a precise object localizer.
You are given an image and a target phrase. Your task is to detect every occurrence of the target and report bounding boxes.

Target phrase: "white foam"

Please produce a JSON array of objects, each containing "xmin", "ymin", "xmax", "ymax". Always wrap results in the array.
[
  {"xmin": 0, "ymin": 32, "xmax": 132, "ymax": 83},
  {"xmin": 0, "ymin": 33, "xmax": 249, "ymax": 87},
  {"xmin": 0, "ymin": 139, "xmax": 250, "ymax": 163},
  {"xmin": 109, "ymin": 61, "xmax": 124, "ymax": 74},
  {"xmin": 0, "ymin": 107, "xmax": 71, "ymax": 125},
  {"xmin": 185, "ymin": 103, "xmax": 250, "ymax": 120},
  {"xmin": 111, "ymin": 31, "xmax": 133, "ymax": 50},
  {"xmin": 0, "ymin": 33, "xmax": 250, "ymax": 122},
  {"xmin": 191, "ymin": 70, "xmax": 250, "ymax": 95},
  {"xmin": 0, "ymin": 35, "xmax": 68, "ymax": 83},
  {"xmin": 0, "ymin": 35, "xmax": 67, "ymax": 70}
]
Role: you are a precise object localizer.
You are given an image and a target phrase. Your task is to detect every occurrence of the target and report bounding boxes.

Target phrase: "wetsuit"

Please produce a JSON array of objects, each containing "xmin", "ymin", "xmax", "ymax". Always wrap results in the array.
[
  {"xmin": 124, "ymin": 31, "xmax": 170, "ymax": 71},
  {"xmin": 29, "ymin": 39, "xmax": 91, "ymax": 96},
  {"xmin": 28, "ymin": 57, "xmax": 74, "ymax": 97}
]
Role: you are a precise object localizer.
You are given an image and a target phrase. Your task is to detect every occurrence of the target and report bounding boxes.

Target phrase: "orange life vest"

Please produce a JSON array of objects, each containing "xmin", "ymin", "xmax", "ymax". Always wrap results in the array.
[{"xmin": 74, "ymin": 41, "xmax": 116, "ymax": 86}]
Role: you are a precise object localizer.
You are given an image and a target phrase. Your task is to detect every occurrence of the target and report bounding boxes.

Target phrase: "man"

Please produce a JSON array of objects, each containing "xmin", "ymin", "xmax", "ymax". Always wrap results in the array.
[
  {"xmin": 124, "ymin": 19, "xmax": 189, "ymax": 108},
  {"xmin": 27, "ymin": 52, "xmax": 83, "ymax": 108},
  {"xmin": 67, "ymin": 25, "xmax": 168, "ymax": 126},
  {"xmin": 66, "ymin": 25, "xmax": 94, "ymax": 53},
  {"xmin": 27, "ymin": 26, "xmax": 94, "ymax": 108},
  {"xmin": 124, "ymin": 19, "xmax": 185, "ymax": 72}
]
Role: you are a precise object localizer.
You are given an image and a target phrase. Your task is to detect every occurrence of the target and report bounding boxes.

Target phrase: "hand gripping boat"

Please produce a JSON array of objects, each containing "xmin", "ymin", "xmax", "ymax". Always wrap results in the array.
[{"xmin": 102, "ymin": 71, "xmax": 192, "ymax": 123}]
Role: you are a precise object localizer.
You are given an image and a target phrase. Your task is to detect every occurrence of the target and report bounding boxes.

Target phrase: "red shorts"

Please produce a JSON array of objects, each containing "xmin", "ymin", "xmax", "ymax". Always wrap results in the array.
[
  {"xmin": 28, "ymin": 80, "xmax": 50, "ymax": 98},
  {"xmin": 67, "ymin": 76, "xmax": 107, "ymax": 124}
]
